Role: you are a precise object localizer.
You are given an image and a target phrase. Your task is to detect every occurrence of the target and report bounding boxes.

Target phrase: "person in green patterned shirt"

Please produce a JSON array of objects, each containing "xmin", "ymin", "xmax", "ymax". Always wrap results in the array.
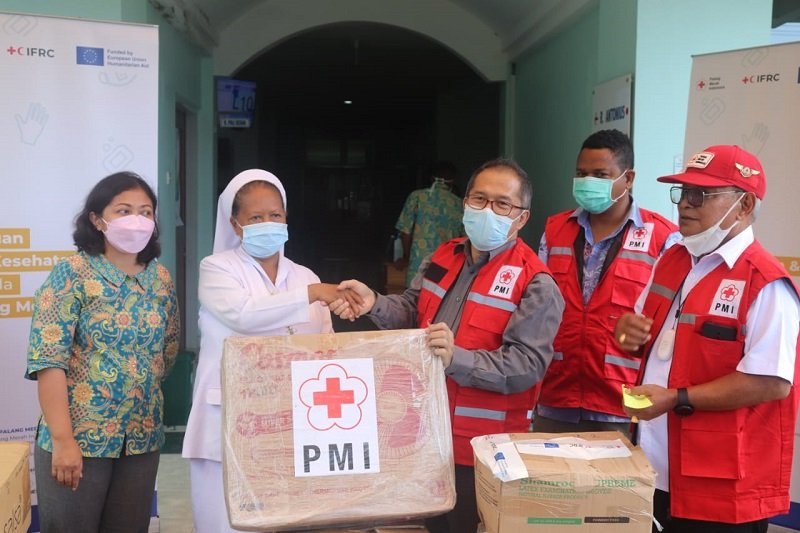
[
  {"xmin": 395, "ymin": 161, "xmax": 464, "ymax": 286},
  {"xmin": 26, "ymin": 172, "xmax": 180, "ymax": 533}
]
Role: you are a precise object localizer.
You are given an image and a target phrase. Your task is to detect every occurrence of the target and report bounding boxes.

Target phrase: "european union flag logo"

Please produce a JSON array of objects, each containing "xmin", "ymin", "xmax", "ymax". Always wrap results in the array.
[{"xmin": 76, "ymin": 46, "xmax": 104, "ymax": 66}]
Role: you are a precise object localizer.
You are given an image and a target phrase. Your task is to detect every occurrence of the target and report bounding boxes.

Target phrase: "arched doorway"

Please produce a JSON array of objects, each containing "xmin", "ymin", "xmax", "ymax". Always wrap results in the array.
[{"xmin": 217, "ymin": 22, "xmax": 502, "ymax": 327}]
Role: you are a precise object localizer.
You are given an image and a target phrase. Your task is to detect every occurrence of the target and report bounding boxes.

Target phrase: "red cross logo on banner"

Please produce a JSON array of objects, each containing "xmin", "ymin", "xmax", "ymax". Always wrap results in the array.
[
  {"xmin": 499, "ymin": 269, "xmax": 515, "ymax": 284},
  {"xmin": 720, "ymin": 284, "xmax": 739, "ymax": 301},
  {"xmin": 313, "ymin": 378, "xmax": 355, "ymax": 419},
  {"xmin": 299, "ymin": 363, "xmax": 368, "ymax": 431},
  {"xmin": 633, "ymin": 228, "xmax": 647, "ymax": 239}
]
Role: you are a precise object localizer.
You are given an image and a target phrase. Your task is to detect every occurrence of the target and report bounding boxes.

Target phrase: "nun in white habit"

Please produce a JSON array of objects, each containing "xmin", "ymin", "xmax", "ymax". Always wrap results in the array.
[{"xmin": 183, "ymin": 169, "xmax": 348, "ymax": 533}]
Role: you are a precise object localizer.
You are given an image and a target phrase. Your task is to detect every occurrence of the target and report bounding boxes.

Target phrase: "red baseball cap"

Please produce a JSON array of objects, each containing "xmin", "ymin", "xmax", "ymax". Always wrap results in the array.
[{"xmin": 657, "ymin": 145, "xmax": 766, "ymax": 199}]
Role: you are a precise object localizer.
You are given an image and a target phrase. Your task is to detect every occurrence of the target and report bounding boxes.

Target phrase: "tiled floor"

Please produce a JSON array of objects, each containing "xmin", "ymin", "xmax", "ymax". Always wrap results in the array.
[
  {"xmin": 157, "ymin": 453, "xmax": 193, "ymax": 533},
  {"xmin": 154, "ymin": 451, "xmax": 796, "ymax": 533}
]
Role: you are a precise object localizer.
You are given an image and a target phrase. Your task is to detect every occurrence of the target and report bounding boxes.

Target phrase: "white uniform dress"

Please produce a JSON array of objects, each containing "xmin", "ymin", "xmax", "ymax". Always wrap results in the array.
[{"xmin": 182, "ymin": 169, "xmax": 333, "ymax": 533}]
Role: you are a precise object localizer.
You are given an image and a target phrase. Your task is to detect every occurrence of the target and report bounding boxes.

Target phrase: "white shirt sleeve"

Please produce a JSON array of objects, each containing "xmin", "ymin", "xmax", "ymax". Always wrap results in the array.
[
  {"xmin": 198, "ymin": 254, "xmax": 311, "ymax": 335},
  {"xmin": 737, "ymin": 278, "xmax": 800, "ymax": 383}
]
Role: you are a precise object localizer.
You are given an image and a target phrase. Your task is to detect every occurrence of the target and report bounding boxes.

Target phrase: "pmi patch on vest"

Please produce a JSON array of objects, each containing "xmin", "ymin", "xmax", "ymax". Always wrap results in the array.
[
  {"xmin": 709, "ymin": 279, "xmax": 746, "ymax": 318},
  {"xmin": 489, "ymin": 265, "xmax": 522, "ymax": 299},
  {"xmin": 622, "ymin": 222, "xmax": 654, "ymax": 252}
]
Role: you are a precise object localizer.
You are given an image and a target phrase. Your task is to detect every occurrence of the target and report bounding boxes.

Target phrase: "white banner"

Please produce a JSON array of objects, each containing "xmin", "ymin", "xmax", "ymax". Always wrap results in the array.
[
  {"xmin": 685, "ymin": 42, "xmax": 800, "ymax": 529},
  {"xmin": 0, "ymin": 11, "xmax": 158, "ymax": 529}
]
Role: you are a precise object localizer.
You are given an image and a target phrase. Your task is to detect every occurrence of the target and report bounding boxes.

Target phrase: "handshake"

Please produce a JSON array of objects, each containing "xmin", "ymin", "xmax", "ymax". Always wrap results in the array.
[
  {"xmin": 308, "ymin": 279, "xmax": 375, "ymax": 321},
  {"xmin": 307, "ymin": 280, "xmax": 455, "ymax": 367}
]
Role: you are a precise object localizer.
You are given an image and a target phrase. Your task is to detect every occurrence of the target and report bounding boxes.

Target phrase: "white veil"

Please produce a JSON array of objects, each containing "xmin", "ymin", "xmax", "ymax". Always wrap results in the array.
[{"xmin": 212, "ymin": 169, "xmax": 288, "ymax": 254}]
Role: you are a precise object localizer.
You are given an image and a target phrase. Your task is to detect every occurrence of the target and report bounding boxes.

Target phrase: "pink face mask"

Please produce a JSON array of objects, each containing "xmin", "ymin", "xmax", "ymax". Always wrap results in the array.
[{"xmin": 101, "ymin": 215, "xmax": 155, "ymax": 254}]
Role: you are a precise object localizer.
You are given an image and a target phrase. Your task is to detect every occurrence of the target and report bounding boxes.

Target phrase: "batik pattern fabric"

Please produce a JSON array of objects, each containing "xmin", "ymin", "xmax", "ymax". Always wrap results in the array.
[{"xmin": 26, "ymin": 252, "xmax": 179, "ymax": 457}]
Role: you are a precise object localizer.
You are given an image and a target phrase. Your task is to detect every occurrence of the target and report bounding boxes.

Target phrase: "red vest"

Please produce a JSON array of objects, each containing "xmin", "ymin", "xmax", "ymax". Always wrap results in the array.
[
  {"xmin": 417, "ymin": 238, "xmax": 550, "ymax": 465},
  {"xmin": 640, "ymin": 241, "xmax": 800, "ymax": 523},
  {"xmin": 539, "ymin": 209, "xmax": 676, "ymax": 416}
]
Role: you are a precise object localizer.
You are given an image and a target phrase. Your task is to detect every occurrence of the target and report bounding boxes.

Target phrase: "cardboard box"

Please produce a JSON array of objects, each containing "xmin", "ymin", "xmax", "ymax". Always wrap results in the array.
[
  {"xmin": 0, "ymin": 442, "xmax": 31, "ymax": 533},
  {"xmin": 222, "ymin": 329, "xmax": 455, "ymax": 531},
  {"xmin": 317, "ymin": 527, "xmax": 429, "ymax": 533},
  {"xmin": 472, "ymin": 432, "xmax": 655, "ymax": 533}
]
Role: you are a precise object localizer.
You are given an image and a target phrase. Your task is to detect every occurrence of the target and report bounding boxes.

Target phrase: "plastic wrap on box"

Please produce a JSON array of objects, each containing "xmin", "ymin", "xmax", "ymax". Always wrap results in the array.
[{"xmin": 221, "ymin": 329, "xmax": 456, "ymax": 531}]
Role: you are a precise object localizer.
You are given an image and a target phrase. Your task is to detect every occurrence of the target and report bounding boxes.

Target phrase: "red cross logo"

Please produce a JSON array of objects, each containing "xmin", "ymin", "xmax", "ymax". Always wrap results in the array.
[
  {"xmin": 633, "ymin": 228, "xmax": 647, "ymax": 239},
  {"xmin": 499, "ymin": 269, "xmax": 515, "ymax": 284},
  {"xmin": 313, "ymin": 378, "xmax": 354, "ymax": 419},
  {"xmin": 299, "ymin": 363, "xmax": 368, "ymax": 430},
  {"xmin": 6, "ymin": 46, "xmax": 17, "ymax": 55},
  {"xmin": 742, "ymin": 76, "xmax": 750, "ymax": 84},
  {"xmin": 720, "ymin": 284, "xmax": 739, "ymax": 301},
  {"xmin": 697, "ymin": 80, "xmax": 705, "ymax": 89}
]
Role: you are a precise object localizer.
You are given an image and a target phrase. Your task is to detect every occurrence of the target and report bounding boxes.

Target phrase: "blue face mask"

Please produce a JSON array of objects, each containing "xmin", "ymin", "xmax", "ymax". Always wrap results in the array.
[
  {"xmin": 463, "ymin": 205, "xmax": 518, "ymax": 251},
  {"xmin": 572, "ymin": 170, "xmax": 628, "ymax": 214},
  {"xmin": 237, "ymin": 220, "xmax": 288, "ymax": 258}
]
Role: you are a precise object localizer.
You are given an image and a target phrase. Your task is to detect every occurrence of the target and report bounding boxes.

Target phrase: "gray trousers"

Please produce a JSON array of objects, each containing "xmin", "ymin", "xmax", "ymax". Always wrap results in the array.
[{"xmin": 35, "ymin": 445, "xmax": 160, "ymax": 533}]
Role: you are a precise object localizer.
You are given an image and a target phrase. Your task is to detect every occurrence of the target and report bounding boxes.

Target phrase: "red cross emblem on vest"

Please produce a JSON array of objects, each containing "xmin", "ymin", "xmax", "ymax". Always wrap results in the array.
[
  {"xmin": 720, "ymin": 284, "xmax": 739, "ymax": 301},
  {"xmin": 499, "ymin": 269, "xmax": 516, "ymax": 284},
  {"xmin": 633, "ymin": 228, "xmax": 647, "ymax": 240}
]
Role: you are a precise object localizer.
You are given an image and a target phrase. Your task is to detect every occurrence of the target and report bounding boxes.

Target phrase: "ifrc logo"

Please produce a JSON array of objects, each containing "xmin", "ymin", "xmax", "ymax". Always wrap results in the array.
[
  {"xmin": 6, "ymin": 45, "xmax": 55, "ymax": 58},
  {"xmin": 292, "ymin": 359, "xmax": 380, "ymax": 477},
  {"xmin": 709, "ymin": 279, "xmax": 746, "ymax": 318},
  {"xmin": 741, "ymin": 73, "xmax": 780, "ymax": 84}
]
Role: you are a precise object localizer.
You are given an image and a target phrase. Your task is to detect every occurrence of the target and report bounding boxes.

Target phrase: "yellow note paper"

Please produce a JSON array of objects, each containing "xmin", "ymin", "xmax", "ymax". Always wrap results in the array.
[{"xmin": 622, "ymin": 385, "xmax": 653, "ymax": 409}]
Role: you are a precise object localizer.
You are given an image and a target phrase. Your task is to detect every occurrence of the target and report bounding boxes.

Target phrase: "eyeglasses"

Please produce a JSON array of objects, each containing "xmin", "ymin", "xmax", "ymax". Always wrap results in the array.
[
  {"xmin": 465, "ymin": 194, "xmax": 526, "ymax": 216},
  {"xmin": 669, "ymin": 186, "xmax": 743, "ymax": 208}
]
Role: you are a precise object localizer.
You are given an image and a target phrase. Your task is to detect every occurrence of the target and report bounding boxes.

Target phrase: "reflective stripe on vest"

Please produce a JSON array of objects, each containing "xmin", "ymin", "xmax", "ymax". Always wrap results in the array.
[
  {"xmin": 422, "ymin": 278, "xmax": 446, "ymax": 299},
  {"xmin": 550, "ymin": 246, "xmax": 573, "ymax": 256},
  {"xmin": 454, "ymin": 406, "xmax": 507, "ymax": 421},
  {"xmin": 605, "ymin": 354, "xmax": 641, "ymax": 371},
  {"xmin": 466, "ymin": 292, "xmax": 518, "ymax": 313},
  {"xmin": 618, "ymin": 250, "xmax": 657, "ymax": 266},
  {"xmin": 553, "ymin": 351, "xmax": 563, "ymax": 361},
  {"xmin": 650, "ymin": 283, "xmax": 677, "ymax": 301},
  {"xmin": 678, "ymin": 313, "xmax": 696, "ymax": 326}
]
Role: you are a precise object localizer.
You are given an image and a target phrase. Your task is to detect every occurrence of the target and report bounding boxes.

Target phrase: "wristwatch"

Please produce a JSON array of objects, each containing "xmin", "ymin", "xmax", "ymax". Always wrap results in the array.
[{"xmin": 673, "ymin": 387, "xmax": 694, "ymax": 417}]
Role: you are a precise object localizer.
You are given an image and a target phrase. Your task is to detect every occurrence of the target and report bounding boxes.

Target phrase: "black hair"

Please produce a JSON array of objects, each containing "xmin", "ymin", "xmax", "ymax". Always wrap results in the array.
[
  {"xmin": 231, "ymin": 180, "xmax": 285, "ymax": 217},
  {"xmin": 429, "ymin": 161, "xmax": 457, "ymax": 182},
  {"xmin": 581, "ymin": 129, "xmax": 634, "ymax": 170},
  {"xmin": 466, "ymin": 158, "xmax": 533, "ymax": 209},
  {"xmin": 73, "ymin": 171, "xmax": 161, "ymax": 263}
]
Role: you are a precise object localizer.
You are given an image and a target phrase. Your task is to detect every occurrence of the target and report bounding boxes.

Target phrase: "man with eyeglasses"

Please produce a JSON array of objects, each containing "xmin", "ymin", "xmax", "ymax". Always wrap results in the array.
[
  {"xmin": 615, "ymin": 145, "xmax": 800, "ymax": 532},
  {"xmin": 333, "ymin": 158, "xmax": 565, "ymax": 533},
  {"xmin": 533, "ymin": 129, "xmax": 679, "ymax": 437}
]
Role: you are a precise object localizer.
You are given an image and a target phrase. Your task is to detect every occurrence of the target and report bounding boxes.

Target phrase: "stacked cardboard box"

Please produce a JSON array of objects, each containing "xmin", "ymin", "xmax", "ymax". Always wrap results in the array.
[
  {"xmin": 473, "ymin": 432, "xmax": 655, "ymax": 533},
  {"xmin": 222, "ymin": 329, "xmax": 455, "ymax": 531}
]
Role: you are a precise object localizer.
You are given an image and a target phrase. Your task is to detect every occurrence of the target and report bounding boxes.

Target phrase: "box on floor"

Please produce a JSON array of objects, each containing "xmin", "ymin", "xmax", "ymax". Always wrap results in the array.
[
  {"xmin": 473, "ymin": 431, "xmax": 655, "ymax": 533},
  {"xmin": 317, "ymin": 527, "xmax": 429, "ymax": 532},
  {"xmin": 0, "ymin": 441, "xmax": 31, "ymax": 533}
]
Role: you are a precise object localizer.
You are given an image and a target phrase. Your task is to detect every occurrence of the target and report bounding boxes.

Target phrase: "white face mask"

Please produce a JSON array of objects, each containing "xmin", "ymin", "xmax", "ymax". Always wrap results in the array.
[{"xmin": 682, "ymin": 193, "xmax": 744, "ymax": 257}]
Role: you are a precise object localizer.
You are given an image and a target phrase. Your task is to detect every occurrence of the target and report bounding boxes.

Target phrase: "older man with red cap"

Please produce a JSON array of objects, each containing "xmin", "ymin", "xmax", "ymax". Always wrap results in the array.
[{"xmin": 614, "ymin": 145, "xmax": 800, "ymax": 533}]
